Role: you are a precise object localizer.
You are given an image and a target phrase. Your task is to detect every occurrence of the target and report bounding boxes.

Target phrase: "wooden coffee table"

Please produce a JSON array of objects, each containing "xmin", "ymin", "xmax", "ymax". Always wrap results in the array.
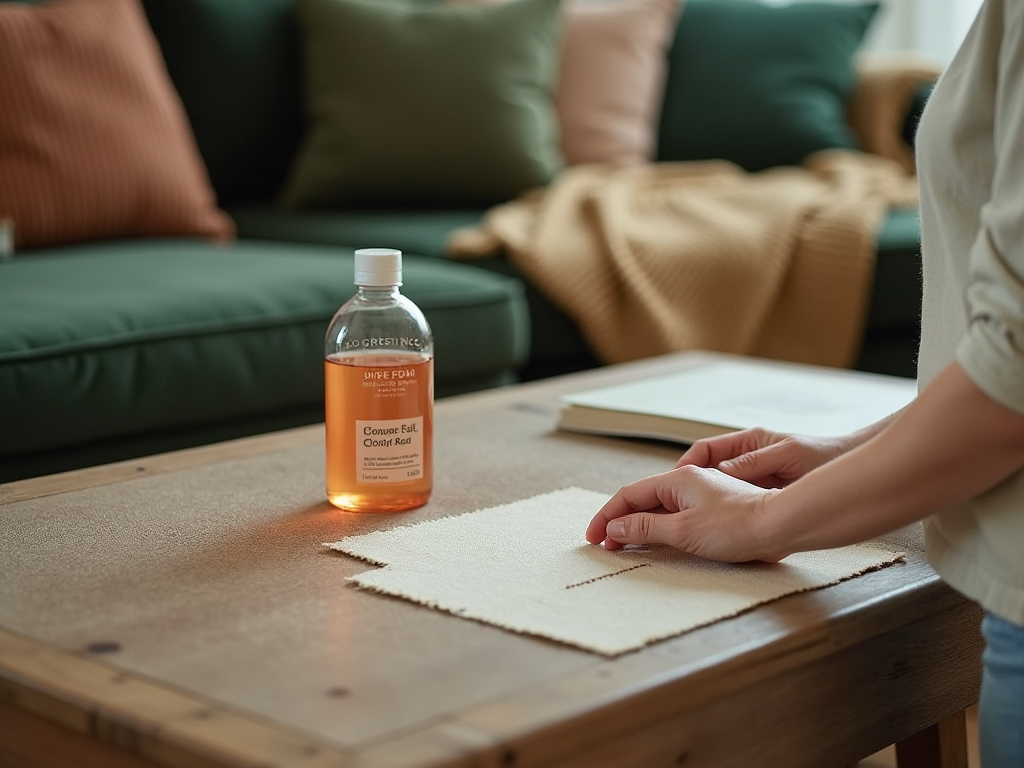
[{"xmin": 0, "ymin": 352, "xmax": 981, "ymax": 768}]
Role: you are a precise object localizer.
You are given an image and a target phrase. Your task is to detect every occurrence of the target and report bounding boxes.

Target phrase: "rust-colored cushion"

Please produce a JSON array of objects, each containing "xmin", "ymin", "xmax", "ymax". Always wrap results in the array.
[{"xmin": 0, "ymin": 0, "xmax": 234, "ymax": 250}]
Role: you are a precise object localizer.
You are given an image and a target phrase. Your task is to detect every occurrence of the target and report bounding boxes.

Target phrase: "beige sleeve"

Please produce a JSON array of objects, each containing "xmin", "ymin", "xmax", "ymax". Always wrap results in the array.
[{"xmin": 957, "ymin": 0, "xmax": 1024, "ymax": 415}]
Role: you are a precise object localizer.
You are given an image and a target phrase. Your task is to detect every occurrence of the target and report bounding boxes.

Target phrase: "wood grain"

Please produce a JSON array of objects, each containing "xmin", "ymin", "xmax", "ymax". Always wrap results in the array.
[
  {"xmin": 0, "ymin": 426, "xmax": 321, "ymax": 506},
  {"xmin": 346, "ymin": 577, "xmax": 981, "ymax": 768},
  {"xmin": 0, "ymin": 698, "xmax": 158, "ymax": 768},
  {"xmin": 895, "ymin": 711, "xmax": 970, "ymax": 768},
  {"xmin": 0, "ymin": 628, "xmax": 352, "ymax": 768}
]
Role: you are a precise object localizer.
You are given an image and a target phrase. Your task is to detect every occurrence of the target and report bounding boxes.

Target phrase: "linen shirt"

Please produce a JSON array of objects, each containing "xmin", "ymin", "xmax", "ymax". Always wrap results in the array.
[{"xmin": 917, "ymin": 0, "xmax": 1024, "ymax": 625}]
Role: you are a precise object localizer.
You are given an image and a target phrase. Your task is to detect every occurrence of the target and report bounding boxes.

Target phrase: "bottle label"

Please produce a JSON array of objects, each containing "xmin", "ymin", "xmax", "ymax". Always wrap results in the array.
[
  {"xmin": 343, "ymin": 335, "xmax": 425, "ymax": 352},
  {"xmin": 355, "ymin": 416, "xmax": 424, "ymax": 483}
]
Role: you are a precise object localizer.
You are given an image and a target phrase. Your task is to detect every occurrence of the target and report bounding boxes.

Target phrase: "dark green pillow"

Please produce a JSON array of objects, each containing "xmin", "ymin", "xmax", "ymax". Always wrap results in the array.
[
  {"xmin": 140, "ymin": 0, "xmax": 304, "ymax": 206},
  {"xmin": 281, "ymin": 0, "xmax": 564, "ymax": 209},
  {"xmin": 657, "ymin": 0, "xmax": 879, "ymax": 171}
]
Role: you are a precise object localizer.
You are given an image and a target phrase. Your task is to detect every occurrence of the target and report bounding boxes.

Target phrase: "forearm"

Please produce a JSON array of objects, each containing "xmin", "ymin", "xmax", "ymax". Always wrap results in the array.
[
  {"xmin": 761, "ymin": 362, "xmax": 1024, "ymax": 553},
  {"xmin": 840, "ymin": 406, "xmax": 905, "ymax": 451}
]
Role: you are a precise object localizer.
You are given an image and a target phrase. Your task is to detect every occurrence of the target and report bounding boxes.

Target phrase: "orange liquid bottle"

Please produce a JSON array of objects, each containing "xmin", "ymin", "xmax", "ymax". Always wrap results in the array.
[{"xmin": 324, "ymin": 249, "xmax": 434, "ymax": 512}]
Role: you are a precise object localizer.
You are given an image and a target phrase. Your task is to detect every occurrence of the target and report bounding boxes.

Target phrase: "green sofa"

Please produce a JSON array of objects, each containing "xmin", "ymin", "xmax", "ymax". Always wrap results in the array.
[{"xmin": 0, "ymin": 0, "xmax": 931, "ymax": 483}]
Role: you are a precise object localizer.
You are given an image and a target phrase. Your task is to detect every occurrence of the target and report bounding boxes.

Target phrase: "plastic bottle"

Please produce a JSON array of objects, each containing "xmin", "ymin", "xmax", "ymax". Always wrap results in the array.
[{"xmin": 324, "ymin": 249, "xmax": 434, "ymax": 511}]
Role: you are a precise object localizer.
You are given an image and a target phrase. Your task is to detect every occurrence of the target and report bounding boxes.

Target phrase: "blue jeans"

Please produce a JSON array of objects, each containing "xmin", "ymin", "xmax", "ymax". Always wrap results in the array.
[{"xmin": 980, "ymin": 611, "xmax": 1024, "ymax": 768}]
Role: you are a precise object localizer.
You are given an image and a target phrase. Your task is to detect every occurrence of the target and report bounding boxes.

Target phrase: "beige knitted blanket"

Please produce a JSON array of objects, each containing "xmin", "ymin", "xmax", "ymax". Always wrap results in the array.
[{"xmin": 447, "ymin": 150, "xmax": 919, "ymax": 368}]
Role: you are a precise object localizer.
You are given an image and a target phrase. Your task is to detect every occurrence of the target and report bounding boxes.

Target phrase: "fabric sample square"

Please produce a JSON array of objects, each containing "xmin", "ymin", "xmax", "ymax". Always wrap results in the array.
[{"xmin": 327, "ymin": 487, "xmax": 904, "ymax": 655}]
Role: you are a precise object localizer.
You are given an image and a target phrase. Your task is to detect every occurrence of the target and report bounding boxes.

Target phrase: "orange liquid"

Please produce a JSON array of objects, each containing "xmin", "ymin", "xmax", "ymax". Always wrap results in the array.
[{"xmin": 324, "ymin": 353, "xmax": 433, "ymax": 512}]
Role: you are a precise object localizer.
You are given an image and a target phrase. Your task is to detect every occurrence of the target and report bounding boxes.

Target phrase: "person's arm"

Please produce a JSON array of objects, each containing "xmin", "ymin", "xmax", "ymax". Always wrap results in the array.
[
  {"xmin": 590, "ymin": 2, "xmax": 1024, "ymax": 562},
  {"xmin": 675, "ymin": 407, "xmax": 907, "ymax": 488},
  {"xmin": 586, "ymin": 362, "xmax": 1024, "ymax": 562},
  {"xmin": 780, "ymin": 0, "xmax": 1024, "ymax": 551},
  {"xmin": 758, "ymin": 361, "xmax": 1024, "ymax": 553}
]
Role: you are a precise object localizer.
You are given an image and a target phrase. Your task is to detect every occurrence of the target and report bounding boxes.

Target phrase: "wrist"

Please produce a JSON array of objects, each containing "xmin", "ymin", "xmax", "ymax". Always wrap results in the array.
[
  {"xmin": 825, "ymin": 432, "xmax": 866, "ymax": 461},
  {"xmin": 753, "ymin": 487, "xmax": 791, "ymax": 561}
]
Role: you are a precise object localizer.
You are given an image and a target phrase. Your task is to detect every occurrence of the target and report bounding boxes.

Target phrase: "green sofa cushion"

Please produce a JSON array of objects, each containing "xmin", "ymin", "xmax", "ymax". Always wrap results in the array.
[
  {"xmin": 657, "ymin": 0, "xmax": 879, "ymax": 171},
  {"xmin": 0, "ymin": 240, "xmax": 529, "ymax": 457},
  {"xmin": 280, "ymin": 0, "xmax": 564, "ymax": 209},
  {"xmin": 864, "ymin": 207, "xmax": 922, "ymax": 331},
  {"xmin": 231, "ymin": 207, "xmax": 487, "ymax": 260},
  {"xmin": 140, "ymin": 0, "xmax": 304, "ymax": 206}
]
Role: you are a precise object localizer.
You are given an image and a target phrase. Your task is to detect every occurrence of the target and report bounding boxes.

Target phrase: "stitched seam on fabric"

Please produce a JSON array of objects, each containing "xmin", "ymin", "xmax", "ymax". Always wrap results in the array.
[{"xmin": 564, "ymin": 563, "xmax": 651, "ymax": 590}]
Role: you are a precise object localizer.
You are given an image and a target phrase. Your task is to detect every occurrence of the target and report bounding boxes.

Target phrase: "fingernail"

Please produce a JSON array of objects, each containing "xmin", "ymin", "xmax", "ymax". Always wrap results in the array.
[
  {"xmin": 607, "ymin": 520, "xmax": 626, "ymax": 539},
  {"xmin": 718, "ymin": 460, "xmax": 734, "ymax": 469}
]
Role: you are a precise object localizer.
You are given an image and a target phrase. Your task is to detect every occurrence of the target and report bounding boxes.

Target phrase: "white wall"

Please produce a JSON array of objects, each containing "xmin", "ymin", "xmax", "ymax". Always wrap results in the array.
[
  {"xmin": 762, "ymin": 0, "xmax": 985, "ymax": 64},
  {"xmin": 864, "ymin": 0, "xmax": 984, "ymax": 63}
]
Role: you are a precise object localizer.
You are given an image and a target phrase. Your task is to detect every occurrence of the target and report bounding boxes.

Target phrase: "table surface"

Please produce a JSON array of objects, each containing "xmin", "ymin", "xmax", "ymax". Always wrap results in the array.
[{"xmin": 0, "ymin": 352, "xmax": 982, "ymax": 768}]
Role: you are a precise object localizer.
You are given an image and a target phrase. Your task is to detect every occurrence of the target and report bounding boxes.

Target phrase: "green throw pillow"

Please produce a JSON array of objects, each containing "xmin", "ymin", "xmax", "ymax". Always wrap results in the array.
[
  {"xmin": 657, "ymin": 0, "xmax": 879, "ymax": 172},
  {"xmin": 281, "ymin": 0, "xmax": 565, "ymax": 209}
]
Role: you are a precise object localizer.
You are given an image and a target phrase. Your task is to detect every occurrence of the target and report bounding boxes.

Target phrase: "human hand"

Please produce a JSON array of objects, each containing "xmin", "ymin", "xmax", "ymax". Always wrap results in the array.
[
  {"xmin": 585, "ymin": 466, "xmax": 786, "ymax": 563},
  {"xmin": 676, "ymin": 428, "xmax": 850, "ymax": 488}
]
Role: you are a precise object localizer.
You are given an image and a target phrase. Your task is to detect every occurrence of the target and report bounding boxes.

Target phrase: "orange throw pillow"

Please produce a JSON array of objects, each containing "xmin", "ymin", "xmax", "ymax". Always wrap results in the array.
[{"xmin": 0, "ymin": 0, "xmax": 234, "ymax": 250}]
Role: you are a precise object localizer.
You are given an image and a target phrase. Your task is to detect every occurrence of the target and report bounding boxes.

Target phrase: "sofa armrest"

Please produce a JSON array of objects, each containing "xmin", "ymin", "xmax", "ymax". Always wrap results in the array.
[{"xmin": 847, "ymin": 53, "xmax": 942, "ymax": 175}]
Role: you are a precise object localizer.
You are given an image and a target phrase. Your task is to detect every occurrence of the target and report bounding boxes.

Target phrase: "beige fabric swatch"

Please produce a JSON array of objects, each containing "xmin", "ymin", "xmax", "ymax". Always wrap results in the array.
[{"xmin": 326, "ymin": 488, "xmax": 905, "ymax": 656}]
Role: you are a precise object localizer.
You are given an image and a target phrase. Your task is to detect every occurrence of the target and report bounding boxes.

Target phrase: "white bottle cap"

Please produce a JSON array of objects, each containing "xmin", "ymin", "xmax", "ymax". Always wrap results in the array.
[{"xmin": 354, "ymin": 248, "xmax": 403, "ymax": 287}]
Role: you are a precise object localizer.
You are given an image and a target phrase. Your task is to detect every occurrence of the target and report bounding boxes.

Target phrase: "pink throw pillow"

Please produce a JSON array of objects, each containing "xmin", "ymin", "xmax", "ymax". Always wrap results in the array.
[{"xmin": 456, "ymin": 0, "xmax": 682, "ymax": 166}]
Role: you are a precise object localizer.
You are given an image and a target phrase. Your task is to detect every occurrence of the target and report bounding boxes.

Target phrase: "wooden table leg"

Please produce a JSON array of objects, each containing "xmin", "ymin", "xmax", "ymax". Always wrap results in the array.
[{"xmin": 895, "ymin": 710, "xmax": 969, "ymax": 768}]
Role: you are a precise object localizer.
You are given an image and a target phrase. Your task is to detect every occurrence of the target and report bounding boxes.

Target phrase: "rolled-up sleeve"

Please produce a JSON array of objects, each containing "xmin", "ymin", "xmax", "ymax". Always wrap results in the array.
[{"xmin": 957, "ymin": 1, "xmax": 1024, "ymax": 414}]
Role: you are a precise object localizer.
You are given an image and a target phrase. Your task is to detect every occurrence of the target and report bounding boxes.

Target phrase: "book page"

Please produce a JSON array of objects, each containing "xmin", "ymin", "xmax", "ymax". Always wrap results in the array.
[{"xmin": 561, "ymin": 360, "xmax": 917, "ymax": 437}]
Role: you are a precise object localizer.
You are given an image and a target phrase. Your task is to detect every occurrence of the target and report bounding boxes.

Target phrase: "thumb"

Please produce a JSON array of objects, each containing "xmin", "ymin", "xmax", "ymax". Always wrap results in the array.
[
  {"xmin": 717, "ymin": 445, "xmax": 786, "ymax": 483},
  {"xmin": 606, "ymin": 513, "xmax": 676, "ymax": 547}
]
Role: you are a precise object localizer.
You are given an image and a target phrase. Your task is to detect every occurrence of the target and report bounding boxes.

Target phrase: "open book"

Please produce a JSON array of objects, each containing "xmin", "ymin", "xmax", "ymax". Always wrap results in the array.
[{"xmin": 557, "ymin": 355, "xmax": 918, "ymax": 444}]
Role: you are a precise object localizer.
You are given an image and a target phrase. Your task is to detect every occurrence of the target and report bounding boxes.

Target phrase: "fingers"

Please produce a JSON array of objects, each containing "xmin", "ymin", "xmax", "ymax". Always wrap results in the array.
[
  {"xmin": 587, "ymin": 467, "xmax": 786, "ymax": 562},
  {"xmin": 585, "ymin": 471, "xmax": 682, "ymax": 546},
  {"xmin": 716, "ymin": 445, "xmax": 786, "ymax": 483},
  {"xmin": 675, "ymin": 429, "xmax": 775, "ymax": 469},
  {"xmin": 604, "ymin": 512, "xmax": 681, "ymax": 547},
  {"xmin": 676, "ymin": 439, "xmax": 713, "ymax": 468}
]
